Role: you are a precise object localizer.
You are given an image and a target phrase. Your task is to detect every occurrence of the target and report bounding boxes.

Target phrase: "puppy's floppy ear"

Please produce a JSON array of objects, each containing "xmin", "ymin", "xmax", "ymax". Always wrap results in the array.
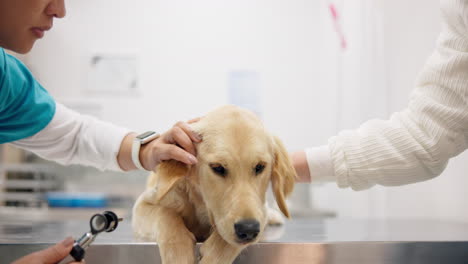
[
  {"xmin": 271, "ymin": 135, "xmax": 297, "ymax": 218},
  {"xmin": 145, "ymin": 160, "xmax": 189, "ymax": 202}
]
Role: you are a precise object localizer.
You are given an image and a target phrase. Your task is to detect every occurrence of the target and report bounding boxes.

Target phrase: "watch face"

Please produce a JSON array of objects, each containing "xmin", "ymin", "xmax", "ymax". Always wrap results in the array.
[{"xmin": 137, "ymin": 131, "xmax": 156, "ymax": 140}]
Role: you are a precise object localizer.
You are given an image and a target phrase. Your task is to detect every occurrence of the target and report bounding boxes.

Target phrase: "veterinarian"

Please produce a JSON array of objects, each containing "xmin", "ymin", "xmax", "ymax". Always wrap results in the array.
[
  {"xmin": 292, "ymin": 0, "xmax": 467, "ymax": 190},
  {"xmin": 0, "ymin": 0, "xmax": 201, "ymax": 263}
]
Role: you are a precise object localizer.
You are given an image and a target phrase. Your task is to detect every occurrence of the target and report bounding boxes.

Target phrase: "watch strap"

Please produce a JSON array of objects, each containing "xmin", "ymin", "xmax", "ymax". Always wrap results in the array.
[
  {"xmin": 132, "ymin": 131, "xmax": 160, "ymax": 171},
  {"xmin": 131, "ymin": 139, "xmax": 146, "ymax": 170}
]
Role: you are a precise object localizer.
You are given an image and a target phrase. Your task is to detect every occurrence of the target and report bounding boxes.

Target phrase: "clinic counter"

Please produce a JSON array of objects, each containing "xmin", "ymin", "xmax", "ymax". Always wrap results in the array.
[{"xmin": 1, "ymin": 218, "xmax": 468, "ymax": 263}]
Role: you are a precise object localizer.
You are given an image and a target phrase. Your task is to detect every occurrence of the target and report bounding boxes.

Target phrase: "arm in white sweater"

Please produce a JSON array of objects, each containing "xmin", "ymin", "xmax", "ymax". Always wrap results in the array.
[
  {"xmin": 11, "ymin": 103, "xmax": 132, "ymax": 171},
  {"xmin": 306, "ymin": 0, "xmax": 468, "ymax": 190}
]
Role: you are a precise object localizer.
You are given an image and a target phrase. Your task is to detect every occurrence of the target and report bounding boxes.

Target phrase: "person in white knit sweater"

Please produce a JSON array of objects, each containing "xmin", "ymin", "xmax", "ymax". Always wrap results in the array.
[{"xmin": 292, "ymin": 0, "xmax": 468, "ymax": 191}]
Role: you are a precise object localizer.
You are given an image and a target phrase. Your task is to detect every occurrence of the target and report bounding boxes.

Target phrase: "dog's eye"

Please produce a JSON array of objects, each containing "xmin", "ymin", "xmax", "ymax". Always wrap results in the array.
[
  {"xmin": 255, "ymin": 164, "xmax": 265, "ymax": 175},
  {"xmin": 210, "ymin": 164, "xmax": 227, "ymax": 177}
]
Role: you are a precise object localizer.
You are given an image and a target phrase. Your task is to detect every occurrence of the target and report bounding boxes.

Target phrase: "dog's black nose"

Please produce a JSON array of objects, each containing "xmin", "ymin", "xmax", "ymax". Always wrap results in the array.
[{"xmin": 234, "ymin": 219, "xmax": 260, "ymax": 242}]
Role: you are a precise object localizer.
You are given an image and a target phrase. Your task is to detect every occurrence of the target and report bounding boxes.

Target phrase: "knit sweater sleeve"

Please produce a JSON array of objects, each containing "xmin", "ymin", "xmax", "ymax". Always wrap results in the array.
[{"xmin": 328, "ymin": 0, "xmax": 468, "ymax": 190}]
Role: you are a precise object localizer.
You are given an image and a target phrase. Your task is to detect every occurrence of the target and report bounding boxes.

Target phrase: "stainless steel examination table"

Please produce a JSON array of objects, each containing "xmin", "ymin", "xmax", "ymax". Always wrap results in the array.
[{"xmin": 1, "ymin": 218, "xmax": 468, "ymax": 264}]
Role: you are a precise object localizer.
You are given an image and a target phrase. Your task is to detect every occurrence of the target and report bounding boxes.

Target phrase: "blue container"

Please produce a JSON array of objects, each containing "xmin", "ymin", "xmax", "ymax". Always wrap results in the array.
[{"xmin": 46, "ymin": 192, "xmax": 108, "ymax": 208}]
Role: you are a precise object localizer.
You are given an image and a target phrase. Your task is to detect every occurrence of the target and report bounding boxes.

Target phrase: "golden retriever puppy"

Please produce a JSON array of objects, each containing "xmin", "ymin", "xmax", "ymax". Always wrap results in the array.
[{"xmin": 132, "ymin": 105, "xmax": 296, "ymax": 264}]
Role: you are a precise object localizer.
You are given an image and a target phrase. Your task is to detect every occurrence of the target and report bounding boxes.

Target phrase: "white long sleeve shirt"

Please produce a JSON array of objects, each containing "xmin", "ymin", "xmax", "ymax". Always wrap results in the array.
[
  {"xmin": 12, "ymin": 103, "xmax": 131, "ymax": 171},
  {"xmin": 306, "ymin": 0, "xmax": 468, "ymax": 190}
]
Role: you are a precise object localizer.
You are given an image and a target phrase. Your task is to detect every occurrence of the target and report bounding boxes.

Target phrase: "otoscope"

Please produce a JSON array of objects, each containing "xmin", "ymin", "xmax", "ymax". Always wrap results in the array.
[{"xmin": 66, "ymin": 211, "xmax": 122, "ymax": 262}]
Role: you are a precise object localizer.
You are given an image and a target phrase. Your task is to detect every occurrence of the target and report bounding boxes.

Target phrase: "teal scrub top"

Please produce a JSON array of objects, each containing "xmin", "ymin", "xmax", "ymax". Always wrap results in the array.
[{"xmin": 0, "ymin": 48, "xmax": 56, "ymax": 144}]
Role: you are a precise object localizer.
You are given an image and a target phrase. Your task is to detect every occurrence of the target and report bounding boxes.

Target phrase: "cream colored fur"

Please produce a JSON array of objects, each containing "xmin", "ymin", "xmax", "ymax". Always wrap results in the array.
[{"xmin": 132, "ymin": 105, "xmax": 296, "ymax": 264}]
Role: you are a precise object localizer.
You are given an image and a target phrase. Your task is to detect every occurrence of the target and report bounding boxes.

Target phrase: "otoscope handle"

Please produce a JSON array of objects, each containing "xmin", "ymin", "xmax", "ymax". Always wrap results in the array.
[
  {"xmin": 70, "ymin": 232, "xmax": 96, "ymax": 261},
  {"xmin": 59, "ymin": 241, "xmax": 86, "ymax": 264},
  {"xmin": 70, "ymin": 243, "xmax": 86, "ymax": 261}
]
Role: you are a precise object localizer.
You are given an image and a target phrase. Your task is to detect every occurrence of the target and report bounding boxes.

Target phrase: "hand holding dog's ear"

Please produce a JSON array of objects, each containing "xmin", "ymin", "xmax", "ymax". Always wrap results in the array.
[
  {"xmin": 140, "ymin": 121, "xmax": 202, "ymax": 171},
  {"xmin": 290, "ymin": 151, "xmax": 312, "ymax": 183}
]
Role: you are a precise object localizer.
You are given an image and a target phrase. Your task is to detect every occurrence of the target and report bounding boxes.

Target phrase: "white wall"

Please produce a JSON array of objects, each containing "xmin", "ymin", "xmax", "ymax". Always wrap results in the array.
[
  {"xmin": 28, "ymin": 0, "xmax": 331, "ymax": 150},
  {"xmin": 26, "ymin": 0, "xmax": 468, "ymax": 222}
]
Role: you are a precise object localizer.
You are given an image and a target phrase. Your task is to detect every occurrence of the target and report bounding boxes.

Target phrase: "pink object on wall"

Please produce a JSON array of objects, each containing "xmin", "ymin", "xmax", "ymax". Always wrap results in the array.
[{"xmin": 329, "ymin": 3, "xmax": 347, "ymax": 50}]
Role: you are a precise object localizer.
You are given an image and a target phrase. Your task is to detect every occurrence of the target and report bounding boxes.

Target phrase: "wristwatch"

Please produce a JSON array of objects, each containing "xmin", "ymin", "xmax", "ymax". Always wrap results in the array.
[{"xmin": 132, "ymin": 131, "xmax": 160, "ymax": 171}]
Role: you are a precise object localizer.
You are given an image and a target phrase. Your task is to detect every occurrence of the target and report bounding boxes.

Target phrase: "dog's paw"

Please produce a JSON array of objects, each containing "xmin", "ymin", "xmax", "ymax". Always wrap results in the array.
[{"xmin": 267, "ymin": 206, "xmax": 284, "ymax": 225}]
